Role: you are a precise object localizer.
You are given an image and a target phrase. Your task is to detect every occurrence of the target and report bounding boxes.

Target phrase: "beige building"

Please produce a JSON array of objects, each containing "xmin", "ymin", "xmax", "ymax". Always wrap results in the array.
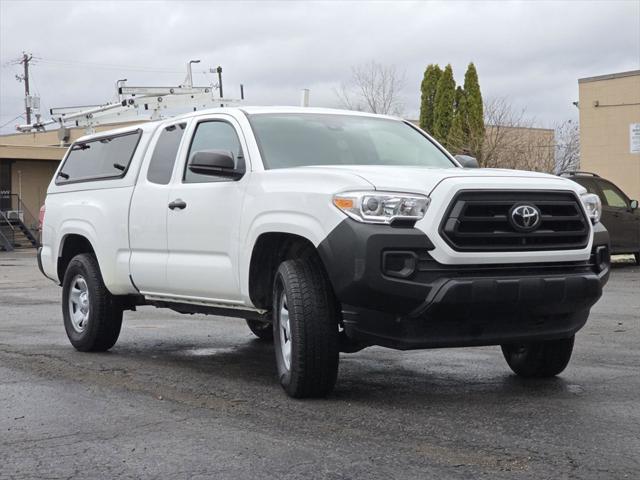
[{"xmin": 578, "ymin": 70, "xmax": 640, "ymax": 200}]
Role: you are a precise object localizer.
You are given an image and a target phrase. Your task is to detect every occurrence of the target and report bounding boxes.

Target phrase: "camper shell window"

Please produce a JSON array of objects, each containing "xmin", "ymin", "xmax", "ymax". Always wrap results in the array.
[{"xmin": 56, "ymin": 129, "xmax": 142, "ymax": 185}]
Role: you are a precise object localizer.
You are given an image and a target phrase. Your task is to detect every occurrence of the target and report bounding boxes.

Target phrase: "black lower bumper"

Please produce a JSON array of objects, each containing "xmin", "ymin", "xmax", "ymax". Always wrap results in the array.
[{"xmin": 318, "ymin": 220, "xmax": 610, "ymax": 350}]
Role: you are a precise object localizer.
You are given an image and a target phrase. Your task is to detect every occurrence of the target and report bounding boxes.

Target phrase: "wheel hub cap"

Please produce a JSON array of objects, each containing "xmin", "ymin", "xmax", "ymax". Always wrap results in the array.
[
  {"xmin": 278, "ymin": 292, "xmax": 291, "ymax": 371},
  {"xmin": 69, "ymin": 275, "xmax": 90, "ymax": 333}
]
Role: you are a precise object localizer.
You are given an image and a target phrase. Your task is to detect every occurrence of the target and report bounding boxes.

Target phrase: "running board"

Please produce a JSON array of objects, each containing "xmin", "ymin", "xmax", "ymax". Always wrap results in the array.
[{"xmin": 143, "ymin": 294, "xmax": 270, "ymax": 322}]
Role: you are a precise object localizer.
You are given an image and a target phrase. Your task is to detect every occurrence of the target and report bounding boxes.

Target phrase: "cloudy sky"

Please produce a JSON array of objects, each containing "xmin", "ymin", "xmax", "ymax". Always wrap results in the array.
[{"xmin": 1, "ymin": 0, "xmax": 638, "ymax": 134}]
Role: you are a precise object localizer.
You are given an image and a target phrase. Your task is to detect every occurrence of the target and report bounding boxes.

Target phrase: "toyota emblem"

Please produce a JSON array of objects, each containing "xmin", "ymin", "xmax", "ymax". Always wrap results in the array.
[{"xmin": 509, "ymin": 204, "xmax": 541, "ymax": 232}]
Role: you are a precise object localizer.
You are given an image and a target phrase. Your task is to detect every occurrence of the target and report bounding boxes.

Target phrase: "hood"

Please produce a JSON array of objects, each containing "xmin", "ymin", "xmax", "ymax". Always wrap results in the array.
[{"xmin": 303, "ymin": 165, "xmax": 576, "ymax": 195}]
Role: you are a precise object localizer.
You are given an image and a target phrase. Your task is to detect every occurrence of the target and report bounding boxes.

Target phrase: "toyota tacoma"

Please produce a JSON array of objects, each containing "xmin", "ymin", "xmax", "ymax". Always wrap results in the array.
[{"xmin": 38, "ymin": 107, "xmax": 610, "ymax": 398}]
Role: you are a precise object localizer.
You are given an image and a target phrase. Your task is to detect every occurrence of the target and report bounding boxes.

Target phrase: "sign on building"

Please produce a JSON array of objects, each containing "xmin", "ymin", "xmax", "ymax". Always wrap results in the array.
[{"xmin": 631, "ymin": 123, "xmax": 640, "ymax": 154}]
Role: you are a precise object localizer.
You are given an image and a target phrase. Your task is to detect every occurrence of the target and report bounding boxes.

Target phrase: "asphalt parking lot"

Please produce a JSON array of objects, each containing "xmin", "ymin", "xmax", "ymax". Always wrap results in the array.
[{"xmin": 0, "ymin": 250, "xmax": 638, "ymax": 479}]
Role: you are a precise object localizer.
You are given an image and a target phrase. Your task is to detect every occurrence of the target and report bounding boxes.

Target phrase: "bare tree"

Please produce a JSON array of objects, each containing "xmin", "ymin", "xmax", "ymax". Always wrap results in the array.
[
  {"xmin": 554, "ymin": 119, "xmax": 580, "ymax": 173},
  {"xmin": 481, "ymin": 97, "xmax": 555, "ymax": 173},
  {"xmin": 335, "ymin": 61, "xmax": 405, "ymax": 115}
]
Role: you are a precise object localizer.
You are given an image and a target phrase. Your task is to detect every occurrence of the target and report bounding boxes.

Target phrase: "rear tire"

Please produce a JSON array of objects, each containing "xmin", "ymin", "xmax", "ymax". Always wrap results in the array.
[
  {"xmin": 246, "ymin": 319, "xmax": 273, "ymax": 341},
  {"xmin": 273, "ymin": 258, "xmax": 339, "ymax": 398},
  {"xmin": 501, "ymin": 336, "xmax": 575, "ymax": 378},
  {"xmin": 62, "ymin": 253, "xmax": 123, "ymax": 352}
]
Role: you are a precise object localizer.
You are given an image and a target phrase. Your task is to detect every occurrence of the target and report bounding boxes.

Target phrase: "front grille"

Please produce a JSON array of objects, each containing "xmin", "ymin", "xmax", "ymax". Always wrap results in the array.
[{"xmin": 440, "ymin": 190, "xmax": 590, "ymax": 252}]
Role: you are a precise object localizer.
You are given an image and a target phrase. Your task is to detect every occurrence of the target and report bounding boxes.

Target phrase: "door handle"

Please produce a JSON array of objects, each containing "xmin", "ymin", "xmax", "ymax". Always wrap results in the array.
[{"xmin": 168, "ymin": 199, "xmax": 187, "ymax": 210}]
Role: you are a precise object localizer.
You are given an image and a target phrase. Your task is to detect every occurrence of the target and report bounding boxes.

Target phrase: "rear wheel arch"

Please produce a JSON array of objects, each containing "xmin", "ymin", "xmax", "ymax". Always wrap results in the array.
[{"xmin": 57, "ymin": 234, "xmax": 97, "ymax": 283}]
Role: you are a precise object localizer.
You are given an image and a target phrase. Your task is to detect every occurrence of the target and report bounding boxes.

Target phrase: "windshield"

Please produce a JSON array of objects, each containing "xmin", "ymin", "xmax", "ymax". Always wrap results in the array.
[{"xmin": 248, "ymin": 113, "xmax": 456, "ymax": 170}]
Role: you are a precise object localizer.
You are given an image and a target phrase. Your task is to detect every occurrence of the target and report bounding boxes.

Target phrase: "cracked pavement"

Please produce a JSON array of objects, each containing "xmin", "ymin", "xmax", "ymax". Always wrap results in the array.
[{"xmin": 0, "ymin": 250, "xmax": 639, "ymax": 479}]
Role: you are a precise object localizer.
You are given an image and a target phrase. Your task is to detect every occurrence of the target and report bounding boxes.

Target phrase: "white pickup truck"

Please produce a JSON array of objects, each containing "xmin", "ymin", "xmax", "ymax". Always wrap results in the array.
[{"xmin": 38, "ymin": 107, "xmax": 610, "ymax": 398}]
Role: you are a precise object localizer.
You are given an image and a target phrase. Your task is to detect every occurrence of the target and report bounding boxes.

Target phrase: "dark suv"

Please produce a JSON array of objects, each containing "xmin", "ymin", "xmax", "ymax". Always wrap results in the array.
[{"xmin": 561, "ymin": 171, "xmax": 639, "ymax": 264}]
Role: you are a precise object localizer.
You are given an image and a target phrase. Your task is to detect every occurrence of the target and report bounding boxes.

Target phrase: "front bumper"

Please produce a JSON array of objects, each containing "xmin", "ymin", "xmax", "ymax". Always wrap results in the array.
[{"xmin": 317, "ymin": 220, "xmax": 610, "ymax": 350}]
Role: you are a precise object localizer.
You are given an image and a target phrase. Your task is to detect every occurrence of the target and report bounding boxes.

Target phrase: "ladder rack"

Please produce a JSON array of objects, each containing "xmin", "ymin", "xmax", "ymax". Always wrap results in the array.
[{"xmin": 16, "ymin": 63, "xmax": 242, "ymax": 134}]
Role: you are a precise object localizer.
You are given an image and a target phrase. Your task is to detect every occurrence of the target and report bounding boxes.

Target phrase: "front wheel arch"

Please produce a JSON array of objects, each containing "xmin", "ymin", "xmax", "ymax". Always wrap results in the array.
[{"xmin": 248, "ymin": 232, "xmax": 334, "ymax": 311}]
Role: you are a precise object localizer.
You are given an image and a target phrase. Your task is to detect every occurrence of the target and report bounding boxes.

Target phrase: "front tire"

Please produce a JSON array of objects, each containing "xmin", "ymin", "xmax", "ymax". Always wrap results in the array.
[
  {"xmin": 273, "ymin": 258, "xmax": 339, "ymax": 398},
  {"xmin": 501, "ymin": 336, "xmax": 575, "ymax": 378},
  {"xmin": 62, "ymin": 253, "xmax": 123, "ymax": 352}
]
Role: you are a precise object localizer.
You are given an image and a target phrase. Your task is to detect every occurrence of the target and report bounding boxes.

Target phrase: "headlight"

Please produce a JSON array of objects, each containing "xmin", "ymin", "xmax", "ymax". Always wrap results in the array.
[
  {"xmin": 580, "ymin": 193, "xmax": 602, "ymax": 224},
  {"xmin": 333, "ymin": 191, "xmax": 430, "ymax": 224}
]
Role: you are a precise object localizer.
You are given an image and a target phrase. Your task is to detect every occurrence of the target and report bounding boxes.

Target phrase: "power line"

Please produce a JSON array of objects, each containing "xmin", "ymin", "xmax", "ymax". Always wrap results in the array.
[
  {"xmin": 33, "ymin": 58, "xmax": 209, "ymax": 75},
  {"xmin": 3, "ymin": 56, "xmax": 212, "ymax": 77},
  {"xmin": 0, "ymin": 114, "xmax": 25, "ymax": 129}
]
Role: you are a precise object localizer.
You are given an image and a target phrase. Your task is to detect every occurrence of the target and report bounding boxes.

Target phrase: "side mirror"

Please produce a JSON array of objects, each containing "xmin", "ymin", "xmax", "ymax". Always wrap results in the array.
[
  {"xmin": 630, "ymin": 199, "xmax": 638, "ymax": 210},
  {"xmin": 454, "ymin": 154, "xmax": 479, "ymax": 168},
  {"xmin": 188, "ymin": 150, "xmax": 241, "ymax": 178}
]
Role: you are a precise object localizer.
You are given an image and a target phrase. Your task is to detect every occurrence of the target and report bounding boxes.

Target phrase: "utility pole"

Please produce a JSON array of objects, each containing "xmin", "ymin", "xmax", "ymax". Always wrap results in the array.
[{"xmin": 19, "ymin": 52, "xmax": 33, "ymax": 124}]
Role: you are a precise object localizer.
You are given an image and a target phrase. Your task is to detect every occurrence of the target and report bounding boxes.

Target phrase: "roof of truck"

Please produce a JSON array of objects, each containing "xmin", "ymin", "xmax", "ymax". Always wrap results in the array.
[
  {"xmin": 73, "ymin": 106, "xmax": 404, "ymax": 143},
  {"xmin": 240, "ymin": 106, "xmax": 400, "ymax": 119},
  {"xmin": 162, "ymin": 106, "xmax": 401, "ymax": 123}
]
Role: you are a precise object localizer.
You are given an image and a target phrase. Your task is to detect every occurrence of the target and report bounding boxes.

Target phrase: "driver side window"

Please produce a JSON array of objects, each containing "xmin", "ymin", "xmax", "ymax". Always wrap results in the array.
[{"xmin": 184, "ymin": 121, "xmax": 244, "ymax": 183}]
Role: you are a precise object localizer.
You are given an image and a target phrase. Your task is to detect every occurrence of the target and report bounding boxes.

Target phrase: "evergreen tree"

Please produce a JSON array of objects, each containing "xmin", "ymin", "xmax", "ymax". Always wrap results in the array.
[
  {"xmin": 463, "ymin": 62, "xmax": 485, "ymax": 156},
  {"xmin": 418, "ymin": 64, "xmax": 442, "ymax": 133},
  {"xmin": 453, "ymin": 86, "xmax": 464, "ymax": 111},
  {"xmin": 448, "ymin": 90, "xmax": 468, "ymax": 154},
  {"xmin": 432, "ymin": 64, "xmax": 456, "ymax": 146}
]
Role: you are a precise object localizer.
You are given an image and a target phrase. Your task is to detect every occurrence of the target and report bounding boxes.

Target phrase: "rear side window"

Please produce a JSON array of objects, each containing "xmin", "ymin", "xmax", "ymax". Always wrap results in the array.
[
  {"xmin": 147, "ymin": 123, "xmax": 186, "ymax": 185},
  {"xmin": 57, "ymin": 130, "xmax": 141, "ymax": 184}
]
